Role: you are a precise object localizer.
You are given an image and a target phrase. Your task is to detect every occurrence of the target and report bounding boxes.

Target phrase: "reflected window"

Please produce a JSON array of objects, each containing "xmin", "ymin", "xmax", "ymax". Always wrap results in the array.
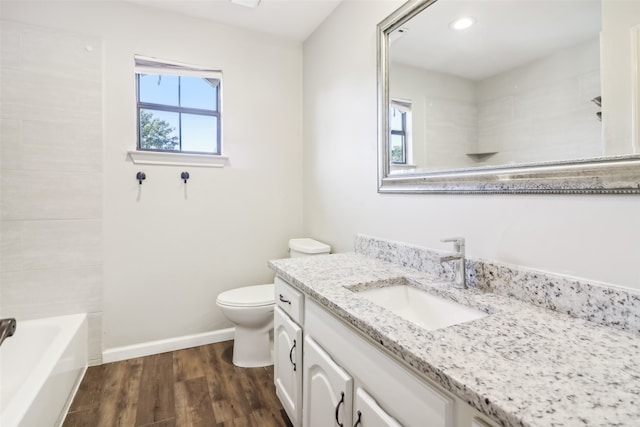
[
  {"xmin": 135, "ymin": 56, "xmax": 222, "ymax": 154},
  {"xmin": 390, "ymin": 100, "xmax": 412, "ymax": 164}
]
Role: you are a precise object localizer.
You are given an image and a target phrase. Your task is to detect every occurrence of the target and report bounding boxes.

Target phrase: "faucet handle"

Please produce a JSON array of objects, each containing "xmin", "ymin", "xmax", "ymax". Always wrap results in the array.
[{"xmin": 441, "ymin": 237, "xmax": 465, "ymax": 254}]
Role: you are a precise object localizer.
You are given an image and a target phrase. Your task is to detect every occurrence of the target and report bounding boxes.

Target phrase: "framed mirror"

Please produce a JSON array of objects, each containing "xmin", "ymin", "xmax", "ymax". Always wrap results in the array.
[{"xmin": 378, "ymin": 0, "xmax": 640, "ymax": 194}]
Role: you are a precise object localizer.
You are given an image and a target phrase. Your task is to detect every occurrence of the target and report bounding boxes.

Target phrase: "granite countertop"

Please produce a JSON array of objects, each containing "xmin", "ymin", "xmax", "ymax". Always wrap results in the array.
[{"xmin": 269, "ymin": 252, "xmax": 640, "ymax": 427}]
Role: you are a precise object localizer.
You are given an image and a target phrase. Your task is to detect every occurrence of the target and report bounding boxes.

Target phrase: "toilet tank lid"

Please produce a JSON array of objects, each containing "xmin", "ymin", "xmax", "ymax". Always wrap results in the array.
[{"xmin": 289, "ymin": 238, "xmax": 331, "ymax": 254}]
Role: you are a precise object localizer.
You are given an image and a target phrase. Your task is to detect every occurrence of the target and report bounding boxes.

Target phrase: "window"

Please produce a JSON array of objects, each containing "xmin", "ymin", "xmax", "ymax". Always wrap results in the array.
[
  {"xmin": 135, "ymin": 56, "xmax": 222, "ymax": 155},
  {"xmin": 389, "ymin": 100, "xmax": 412, "ymax": 164}
]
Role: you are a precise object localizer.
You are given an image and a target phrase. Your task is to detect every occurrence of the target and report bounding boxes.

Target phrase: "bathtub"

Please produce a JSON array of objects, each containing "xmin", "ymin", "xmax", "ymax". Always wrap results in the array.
[{"xmin": 0, "ymin": 314, "xmax": 87, "ymax": 427}]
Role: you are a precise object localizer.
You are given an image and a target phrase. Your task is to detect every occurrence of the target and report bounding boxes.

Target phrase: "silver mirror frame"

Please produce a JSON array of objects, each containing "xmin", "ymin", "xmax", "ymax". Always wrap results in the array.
[{"xmin": 377, "ymin": 0, "xmax": 640, "ymax": 194}]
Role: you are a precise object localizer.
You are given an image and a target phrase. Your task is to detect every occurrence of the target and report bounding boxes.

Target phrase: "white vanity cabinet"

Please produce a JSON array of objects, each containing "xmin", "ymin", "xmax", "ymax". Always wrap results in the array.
[
  {"xmin": 303, "ymin": 336, "xmax": 402, "ymax": 427},
  {"xmin": 274, "ymin": 307, "xmax": 303, "ymax": 426},
  {"xmin": 303, "ymin": 336, "xmax": 354, "ymax": 426},
  {"xmin": 305, "ymin": 298, "xmax": 452, "ymax": 427},
  {"xmin": 274, "ymin": 278, "xmax": 304, "ymax": 426},
  {"xmin": 354, "ymin": 388, "xmax": 403, "ymax": 427},
  {"xmin": 273, "ymin": 276, "xmax": 499, "ymax": 427}
]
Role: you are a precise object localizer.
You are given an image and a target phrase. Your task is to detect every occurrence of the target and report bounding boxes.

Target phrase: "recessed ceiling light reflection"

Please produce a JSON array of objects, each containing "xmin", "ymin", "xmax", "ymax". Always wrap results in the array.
[{"xmin": 449, "ymin": 16, "xmax": 475, "ymax": 31}]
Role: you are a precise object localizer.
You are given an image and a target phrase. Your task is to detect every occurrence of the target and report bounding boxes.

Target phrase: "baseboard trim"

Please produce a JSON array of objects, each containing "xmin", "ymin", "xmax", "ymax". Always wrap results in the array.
[{"xmin": 102, "ymin": 328, "xmax": 235, "ymax": 363}]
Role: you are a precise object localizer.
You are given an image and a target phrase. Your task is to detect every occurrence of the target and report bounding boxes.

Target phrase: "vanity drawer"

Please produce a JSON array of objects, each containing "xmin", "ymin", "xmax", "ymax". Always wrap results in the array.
[{"xmin": 275, "ymin": 276, "xmax": 304, "ymax": 324}]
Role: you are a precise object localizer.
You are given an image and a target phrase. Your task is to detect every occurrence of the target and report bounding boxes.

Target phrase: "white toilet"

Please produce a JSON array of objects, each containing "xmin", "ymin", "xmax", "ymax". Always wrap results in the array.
[{"xmin": 216, "ymin": 238, "xmax": 331, "ymax": 367}]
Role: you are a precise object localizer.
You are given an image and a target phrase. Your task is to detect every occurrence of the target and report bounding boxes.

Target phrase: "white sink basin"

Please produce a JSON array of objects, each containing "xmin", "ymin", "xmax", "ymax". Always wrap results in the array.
[{"xmin": 356, "ymin": 285, "xmax": 487, "ymax": 331}]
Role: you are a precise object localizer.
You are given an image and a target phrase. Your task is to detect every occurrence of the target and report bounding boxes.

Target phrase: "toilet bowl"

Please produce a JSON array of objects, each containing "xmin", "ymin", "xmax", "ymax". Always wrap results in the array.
[
  {"xmin": 216, "ymin": 284, "xmax": 275, "ymax": 368},
  {"xmin": 217, "ymin": 238, "xmax": 331, "ymax": 368}
]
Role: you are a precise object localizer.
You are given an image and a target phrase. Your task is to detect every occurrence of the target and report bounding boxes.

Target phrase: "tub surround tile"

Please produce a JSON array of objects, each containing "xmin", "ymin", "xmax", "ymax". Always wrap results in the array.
[
  {"xmin": 18, "ymin": 24, "xmax": 102, "ymax": 83},
  {"xmin": 1, "ymin": 68, "xmax": 101, "ymax": 114},
  {"xmin": 87, "ymin": 312, "xmax": 103, "ymax": 366},
  {"xmin": 20, "ymin": 219, "xmax": 102, "ymax": 269},
  {"xmin": 0, "ymin": 20, "xmax": 104, "ymax": 364},
  {"xmin": 0, "ymin": 21, "xmax": 21, "ymax": 69},
  {"xmin": 355, "ymin": 234, "xmax": 640, "ymax": 336},
  {"xmin": 1, "ymin": 220, "xmax": 23, "ymax": 272},
  {"xmin": 270, "ymin": 239, "xmax": 640, "ymax": 427},
  {"xmin": 19, "ymin": 119, "xmax": 103, "ymax": 172},
  {"xmin": 0, "ymin": 266, "xmax": 102, "ymax": 318},
  {"xmin": 1, "ymin": 171, "xmax": 102, "ymax": 221},
  {"xmin": 1, "ymin": 118, "xmax": 22, "ymax": 171}
]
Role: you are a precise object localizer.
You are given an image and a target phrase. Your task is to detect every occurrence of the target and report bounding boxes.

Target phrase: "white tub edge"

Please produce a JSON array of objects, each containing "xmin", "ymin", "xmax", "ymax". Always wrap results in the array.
[
  {"xmin": 56, "ymin": 364, "xmax": 87, "ymax": 427},
  {"xmin": 1, "ymin": 313, "xmax": 88, "ymax": 427}
]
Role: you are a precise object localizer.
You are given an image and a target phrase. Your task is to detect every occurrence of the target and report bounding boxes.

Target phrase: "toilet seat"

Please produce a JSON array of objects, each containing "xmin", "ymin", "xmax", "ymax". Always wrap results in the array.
[{"xmin": 216, "ymin": 284, "xmax": 274, "ymax": 308}]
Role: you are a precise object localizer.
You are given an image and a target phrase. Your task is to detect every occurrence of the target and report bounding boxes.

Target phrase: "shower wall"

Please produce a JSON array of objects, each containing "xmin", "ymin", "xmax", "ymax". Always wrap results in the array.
[
  {"xmin": 390, "ymin": 38, "xmax": 601, "ymax": 170},
  {"xmin": 477, "ymin": 38, "xmax": 602, "ymax": 166},
  {"xmin": 0, "ymin": 21, "xmax": 103, "ymax": 364}
]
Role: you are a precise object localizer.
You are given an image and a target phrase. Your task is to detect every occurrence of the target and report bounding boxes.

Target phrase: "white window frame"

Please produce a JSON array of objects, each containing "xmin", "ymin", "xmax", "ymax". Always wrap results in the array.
[
  {"xmin": 389, "ymin": 99, "xmax": 413, "ymax": 166},
  {"xmin": 128, "ymin": 55, "xmax": 228, "ymax": 167}
]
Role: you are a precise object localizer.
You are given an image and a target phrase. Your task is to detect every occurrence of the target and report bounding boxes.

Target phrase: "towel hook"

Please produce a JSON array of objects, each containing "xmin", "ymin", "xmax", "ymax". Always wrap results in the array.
[
  {"xmin": 136, "ymin": 171, "xmax": 146, "ymax": 185},
  {"xmin": 181, "ymin": 171, "xmax": 190, "ymax": 183}
]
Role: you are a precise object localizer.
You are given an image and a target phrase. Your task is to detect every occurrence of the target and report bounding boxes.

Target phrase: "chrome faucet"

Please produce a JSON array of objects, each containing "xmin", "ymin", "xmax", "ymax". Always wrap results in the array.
[
  {"xmin": 438, "ymin": 237, "xmax": 466, "ymax": 289},
  {"xmin": 0, "ymin": 318, "xmax": 17, "ymax": 347}
]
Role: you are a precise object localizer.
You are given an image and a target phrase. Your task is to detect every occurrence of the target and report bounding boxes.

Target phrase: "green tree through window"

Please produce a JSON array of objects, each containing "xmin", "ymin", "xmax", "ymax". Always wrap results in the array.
[{"xmin": 139, "ymin": 110, "xmax": 179, "ymax": 150}]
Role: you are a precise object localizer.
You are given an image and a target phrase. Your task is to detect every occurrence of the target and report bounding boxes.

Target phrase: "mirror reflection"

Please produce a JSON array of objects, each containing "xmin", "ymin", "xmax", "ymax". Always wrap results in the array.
[{"xmin": 388, "ymin": 0, "xmax": 608, "ymax": 174}]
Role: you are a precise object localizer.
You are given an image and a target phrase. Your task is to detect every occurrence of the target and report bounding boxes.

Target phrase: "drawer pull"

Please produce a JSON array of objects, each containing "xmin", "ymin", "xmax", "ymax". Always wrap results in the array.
[
  {"xmin": 289, "ymin": 339, "xmax": 297, "ymax": 371},
  {"xmin": 279, "ymin": 294, "xmax": 292, "ymax": 305},
  {"xmin": 335, "ymin": 391, "xmax": 345, "ymax": 427},
  {"xmin": 354, "ymin": 410, "xmax": 362, "ymax": 427}
]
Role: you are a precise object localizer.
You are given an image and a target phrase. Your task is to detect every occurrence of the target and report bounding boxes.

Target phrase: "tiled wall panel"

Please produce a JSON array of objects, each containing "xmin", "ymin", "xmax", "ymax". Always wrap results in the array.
[
  {"xmin": 1, "ymin": 171, "xmax": 102, "ymax": 220},
  {"xmin": 0, "ymin": 21, "xmax": 103, "ymax": 362}
]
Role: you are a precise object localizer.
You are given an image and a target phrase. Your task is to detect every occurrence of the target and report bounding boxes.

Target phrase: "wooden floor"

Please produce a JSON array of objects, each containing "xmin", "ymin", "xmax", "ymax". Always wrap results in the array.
[{"xmin": 63, "ymin": 340, "xmax": 292, "ymax": 427}]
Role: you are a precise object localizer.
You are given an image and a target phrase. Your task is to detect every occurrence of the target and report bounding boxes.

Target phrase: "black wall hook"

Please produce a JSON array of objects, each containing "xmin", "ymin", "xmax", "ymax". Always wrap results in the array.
[
  {"xmin": 136, "ymin": 171, "xmax": 146, "ymax": 185},
  {"xmin": 181, "ymin": 171, "xmax": 190, "ymax": 183}
]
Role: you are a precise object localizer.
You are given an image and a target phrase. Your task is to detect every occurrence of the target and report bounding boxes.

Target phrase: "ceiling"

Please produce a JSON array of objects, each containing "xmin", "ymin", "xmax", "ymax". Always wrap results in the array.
[
  {"xmin": 127, "ymin": 0, "xmax": 344, "ymax": 41},
  {"xmin": 390, "ymin": 0, "xmax": 601, "ymax": 80}
]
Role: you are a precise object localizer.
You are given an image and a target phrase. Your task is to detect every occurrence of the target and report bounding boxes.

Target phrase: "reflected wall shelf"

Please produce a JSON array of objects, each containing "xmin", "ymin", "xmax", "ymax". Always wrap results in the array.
[{"xmin": 465, "ymin": 152, "xmax": 498, "ymax": 162}]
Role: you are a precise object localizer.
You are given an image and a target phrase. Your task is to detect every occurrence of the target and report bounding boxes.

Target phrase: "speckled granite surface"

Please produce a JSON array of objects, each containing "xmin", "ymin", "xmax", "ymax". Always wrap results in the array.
[
  {"xmin": 356, "ymin": 234, "xmax": 640, "ymax": 336},
  {"xmin": 268, "ymin": 251, "xmax": 640, "ymax": 427}
]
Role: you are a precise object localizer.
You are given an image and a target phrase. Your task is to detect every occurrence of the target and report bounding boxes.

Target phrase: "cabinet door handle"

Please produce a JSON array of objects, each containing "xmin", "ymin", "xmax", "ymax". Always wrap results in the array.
[
  {"xmin": 354, "ymin": 410, "xmax": 362, "ymax": 427},
  {"xmin": 289, "ymin": 339, "xmax": 297, "ymax": 371},
  {"xmin": 279, "ymin": 294, "xmax": 291, "ymax": 305},
  {"xmin": 335, "ymin": 391, "xmax": 345, "ymax": 427}
]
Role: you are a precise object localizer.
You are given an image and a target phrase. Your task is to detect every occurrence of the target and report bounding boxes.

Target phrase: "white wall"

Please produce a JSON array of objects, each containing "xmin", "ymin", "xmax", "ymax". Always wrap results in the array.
[
  {"xmin": 601, "ymin": 0, "xmax": 640, "ymax": 154},
  {"xmin": 1, "ymin": 1, "xmax": 304, "ymax": 353},
  {"xmin": 303, "ymin": 0, "xmax": 640, "ymax": 291}
]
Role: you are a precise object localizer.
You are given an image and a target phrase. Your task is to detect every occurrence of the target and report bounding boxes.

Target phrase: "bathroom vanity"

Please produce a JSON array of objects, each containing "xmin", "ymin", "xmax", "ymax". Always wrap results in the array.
[
  {"xmin": 274, "ymin": 276, "xmax": 495, "ymax": 427},
  {"xmin": 269, "ymin": 235, "xmax": 640, "ymax": 427}
]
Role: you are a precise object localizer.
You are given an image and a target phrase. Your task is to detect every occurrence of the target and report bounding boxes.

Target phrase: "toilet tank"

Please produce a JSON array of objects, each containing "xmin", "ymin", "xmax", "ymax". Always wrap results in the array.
[{"xmin": 289, "ymin": 238, "xmax": 331, "ymax": 258}]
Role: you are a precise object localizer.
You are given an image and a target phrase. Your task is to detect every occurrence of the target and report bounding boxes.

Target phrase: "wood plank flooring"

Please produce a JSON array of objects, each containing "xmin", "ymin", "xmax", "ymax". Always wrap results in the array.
[{"xmin": 63, "ymin": 340, "xmax": 292, "ymax": 427}]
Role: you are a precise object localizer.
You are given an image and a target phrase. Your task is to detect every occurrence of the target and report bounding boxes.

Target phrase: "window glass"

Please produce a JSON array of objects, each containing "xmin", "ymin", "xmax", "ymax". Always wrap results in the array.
[
  {"xmin": 390, "ymin": 101, "xmax": 411, "ymax": 165},
  {"xmin": 181, "ymin": 114, "xmax": 217, "ymax": 153},
  {"xmin": 139, "ymin": 74, "xmax": 179, "ymax": 106},
  {"xmin": 390, "ymin": 109, "xmax": 405, "ymax": 131},
  {"xmin": 390, "ymin": 134, "xmax": 405, "ymax": 163},
  {"xmin": 181, "ymin": 77, "xmax": 218, "ymax": 110}
]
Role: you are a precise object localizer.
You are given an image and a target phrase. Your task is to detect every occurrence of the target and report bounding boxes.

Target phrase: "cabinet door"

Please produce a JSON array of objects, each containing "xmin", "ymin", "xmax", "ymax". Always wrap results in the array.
[
  {"xmin": 274, "ymin": 307, "xmax": 303, "ymax": 426},
  {"xmin": 353, "ymin": 387, "xmax": 402, "ymax": 427},
  {"xmin": 303, "ymin": 336, "xmax": 353, "ymax": 427}
]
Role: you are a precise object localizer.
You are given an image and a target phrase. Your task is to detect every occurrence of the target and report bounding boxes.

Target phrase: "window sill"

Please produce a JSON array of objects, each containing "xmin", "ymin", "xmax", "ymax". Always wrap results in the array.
[{"xmin": 127, "ymin": 150, "xmax": 229, "ymax": 168}]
